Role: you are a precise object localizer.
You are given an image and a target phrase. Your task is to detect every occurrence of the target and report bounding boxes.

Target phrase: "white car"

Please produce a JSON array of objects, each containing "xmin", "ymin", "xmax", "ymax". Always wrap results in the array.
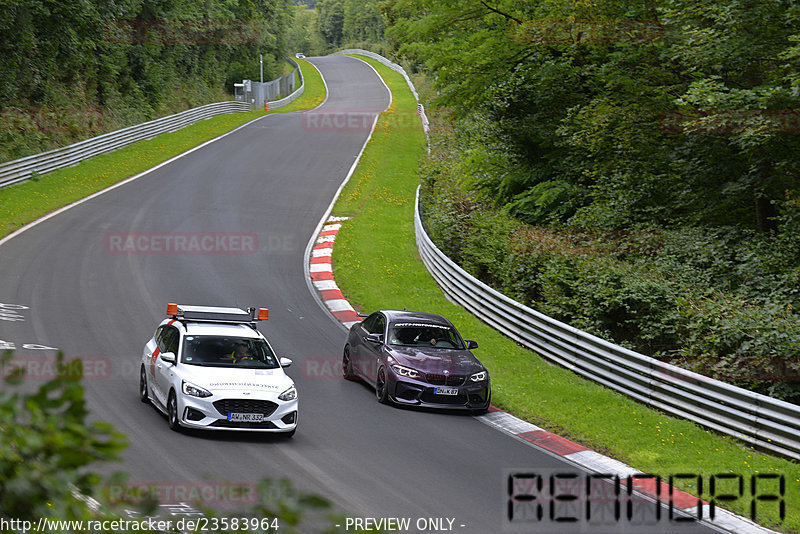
[{"xmin": 139, "ymin": 304, "xmax": 298, "ymax": 436}]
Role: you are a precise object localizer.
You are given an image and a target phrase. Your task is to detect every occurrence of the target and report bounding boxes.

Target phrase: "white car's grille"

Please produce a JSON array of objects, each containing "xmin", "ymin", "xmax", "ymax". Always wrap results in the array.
[{"xmin": 213, "ymin": 399, "xmax": 278, "ymax": 416}]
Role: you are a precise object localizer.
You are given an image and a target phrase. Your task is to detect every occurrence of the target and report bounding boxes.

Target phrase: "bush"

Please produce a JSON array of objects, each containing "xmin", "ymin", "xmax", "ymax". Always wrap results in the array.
[{"xmin": 420, "ymin": 147, "xmax": 800, "ymax": 403}]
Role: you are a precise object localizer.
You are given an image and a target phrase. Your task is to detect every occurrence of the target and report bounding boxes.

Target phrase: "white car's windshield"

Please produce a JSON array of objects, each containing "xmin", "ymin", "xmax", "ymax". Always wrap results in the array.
[
  {"xmin": 181, "ymin": 336, "xmax": 279, "ymax": 369},
  {"xmin": 388, "ymin": 323, "xmax": 465, "ymax": 349}
]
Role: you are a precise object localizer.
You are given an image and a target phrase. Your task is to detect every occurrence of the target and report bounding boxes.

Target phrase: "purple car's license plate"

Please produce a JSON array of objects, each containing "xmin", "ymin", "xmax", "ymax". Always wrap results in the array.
[{"xmin": 434, "ymin": 387, "xmax": 458, "ymax": 396}]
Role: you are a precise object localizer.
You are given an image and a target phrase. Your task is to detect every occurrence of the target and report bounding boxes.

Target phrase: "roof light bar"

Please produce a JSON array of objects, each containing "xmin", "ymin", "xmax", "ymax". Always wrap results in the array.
[{"xmin": 166, "ymin": 304, "xmax": 269, "ymax": 323}]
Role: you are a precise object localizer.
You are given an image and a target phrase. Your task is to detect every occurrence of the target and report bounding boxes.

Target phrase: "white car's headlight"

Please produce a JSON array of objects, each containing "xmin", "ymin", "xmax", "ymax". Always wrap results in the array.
[
  {"xmin": 391, "ymin": 364, "xmax": 420, "ymax": 379},
  {"xmin": 470, "ymin": 371, "xmax": 488, "ymax": 382},
  {"xmin": 278, "ymin": 385, "xmax": 297, "ymax": 401},
  {"xmin": 182, "ymin": 381, "xmax": 212, "ymax": 398}
]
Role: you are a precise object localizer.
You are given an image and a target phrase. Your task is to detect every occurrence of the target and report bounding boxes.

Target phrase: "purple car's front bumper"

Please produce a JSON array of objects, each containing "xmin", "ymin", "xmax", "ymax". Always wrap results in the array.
[{"xmin": 386, "ymin": 371, "xmax": 490, "ymax": 410}]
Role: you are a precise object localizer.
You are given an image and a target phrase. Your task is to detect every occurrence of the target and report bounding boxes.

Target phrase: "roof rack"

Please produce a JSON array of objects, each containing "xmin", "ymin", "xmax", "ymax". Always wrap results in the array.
[{"xmin": 166, "ymin": 303, "xmax": 268, "ymax": 324}]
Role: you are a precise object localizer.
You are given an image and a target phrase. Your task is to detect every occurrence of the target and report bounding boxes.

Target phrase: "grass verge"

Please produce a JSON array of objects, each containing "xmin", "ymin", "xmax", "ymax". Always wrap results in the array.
[
  {"xmin": 0, "ymin": 59, "xmax": 325, "ymax": 239},
  {"xmin": 330, "ymin": 55, "xmax": 799, "ymax": 533}
]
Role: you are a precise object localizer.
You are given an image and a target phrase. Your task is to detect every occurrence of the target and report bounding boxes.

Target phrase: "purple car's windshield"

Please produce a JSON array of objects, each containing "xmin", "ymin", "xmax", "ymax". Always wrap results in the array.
[{"xmin": 388, "ymin": 323, "xmax": 465, "ymax": 349}]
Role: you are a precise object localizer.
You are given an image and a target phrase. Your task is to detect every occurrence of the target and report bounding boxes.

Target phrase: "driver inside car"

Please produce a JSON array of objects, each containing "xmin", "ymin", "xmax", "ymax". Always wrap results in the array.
[{"xmin": 227, "ymin": 341, "xmax": 255, "ymax": 364}]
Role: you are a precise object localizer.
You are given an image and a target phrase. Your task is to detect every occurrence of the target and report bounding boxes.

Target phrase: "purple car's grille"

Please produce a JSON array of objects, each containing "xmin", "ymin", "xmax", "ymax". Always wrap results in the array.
[
  {"xmin": 420, "ymin": 390, "xmax": 467, "ymax": 405},
  {"xmin": 425, "ymin": 373, "xmax": 466, "ymax": 386}
]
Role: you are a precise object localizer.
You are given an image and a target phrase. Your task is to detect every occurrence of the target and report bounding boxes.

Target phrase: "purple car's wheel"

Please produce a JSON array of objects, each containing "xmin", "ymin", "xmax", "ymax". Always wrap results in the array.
[
  {"xmin": 342, "ymin": 345, "xmax": 356, "ymax": 380},
  {"xmin": 376, "ymin": 366, "xmax": 389, "ymax": 404}
]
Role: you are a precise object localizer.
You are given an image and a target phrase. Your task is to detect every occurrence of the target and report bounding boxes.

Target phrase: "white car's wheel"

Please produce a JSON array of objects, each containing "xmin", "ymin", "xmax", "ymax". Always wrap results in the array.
[
  {"xmin": 167, "ymin": 391, "xmax": 181, "ymax": 432},
  {"xmin": 139, "ymin": 366, "xmax": 149, "ymax": 404}
]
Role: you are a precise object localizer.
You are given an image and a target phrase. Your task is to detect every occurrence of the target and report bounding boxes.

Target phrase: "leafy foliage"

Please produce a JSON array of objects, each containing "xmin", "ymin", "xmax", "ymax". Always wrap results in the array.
[
  {"xmin": 0, "ymin": 352, "xmax": 126, "ymax": 520},
  {"xmin": 0, "ymin": 0, "xmax": 295, "ymax": 163},
  {"xmin": 389, "ymin": 0, "xmax": 800, "ymax": 402},
  {"xmin": 315, "ymin": 0, "xmax": 385, "ymax": 51},
  {"xmin": 386, "ymin": 0, "xmax": 800, "ymax": 231},
  {"xmin": 0, "ymin": 351, "xmax": 338, "ymax": 531},
  {"xmin": 421, "ymin": 119, "xmax": 800, "ymax": 404}
]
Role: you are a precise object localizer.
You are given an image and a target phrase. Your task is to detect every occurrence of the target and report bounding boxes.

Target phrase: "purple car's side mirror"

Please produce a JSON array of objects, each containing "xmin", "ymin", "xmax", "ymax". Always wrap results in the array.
[
  {"xmin": 366, "ymin": 333, "xmax": 384, "ymax": 344},
  {"xmin": 466, "ymin": 340, "xmax": 478, "ymax": 350}
]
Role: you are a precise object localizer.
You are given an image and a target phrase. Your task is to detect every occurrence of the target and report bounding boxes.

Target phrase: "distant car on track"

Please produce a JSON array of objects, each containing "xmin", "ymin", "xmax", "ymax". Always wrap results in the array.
[
  {"xmin": 295, "ymin": 53, "xmax": 306, "ymax": 58},
  {"xmin": 343, "ymin": 310, "xmax": 490, "ymax": 413},
  {"xmin": 139, "ymin": 303, "xmax": 298, "ymax": 436}
]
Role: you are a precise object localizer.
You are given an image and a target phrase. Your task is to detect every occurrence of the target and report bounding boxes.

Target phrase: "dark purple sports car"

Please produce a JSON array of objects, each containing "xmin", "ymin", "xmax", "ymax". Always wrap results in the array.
[{"xmin": 342, "ymin": 310, "xmax": 491, "ymax": 413}]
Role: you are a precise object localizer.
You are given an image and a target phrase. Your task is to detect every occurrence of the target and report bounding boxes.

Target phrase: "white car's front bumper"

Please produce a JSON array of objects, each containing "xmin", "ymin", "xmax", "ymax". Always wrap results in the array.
[{"xmin": 177, "ymin": 392, "xmax": 298, "ymax": 433}]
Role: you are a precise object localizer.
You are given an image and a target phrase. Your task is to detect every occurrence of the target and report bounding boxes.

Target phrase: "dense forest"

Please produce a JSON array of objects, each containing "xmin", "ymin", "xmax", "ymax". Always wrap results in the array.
[
  {"xmin": 0, "ymin": 0, "xmax": 295, "ymax": 162},
  {"xmin": 4, "ymin": 0, "xmax": 798, "ymax": 401},
  {"xmin": 378, "ymin": 0, "xmax": 800, "ymax": 402},
  {"xmin": 288, "ymin": 0, "xmax": 385, "ymax": 53}
]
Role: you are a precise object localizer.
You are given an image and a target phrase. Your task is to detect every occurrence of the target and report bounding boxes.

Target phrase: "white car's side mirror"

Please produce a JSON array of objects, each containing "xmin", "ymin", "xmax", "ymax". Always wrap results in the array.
[
  {"xmin": 280, "ymin": 357, "xmax": 293, "ymax": 368},
  {"xmin": 161, "ymin": 352, "xmax": 176, "ymax": 364}
]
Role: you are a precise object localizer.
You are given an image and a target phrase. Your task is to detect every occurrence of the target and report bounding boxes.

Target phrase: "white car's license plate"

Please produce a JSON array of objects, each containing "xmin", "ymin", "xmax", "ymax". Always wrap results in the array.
[
  {"xmin": 434, "ymin": 387, "xmax": 458, "ymax": 396},
  {"xmin": 228, "ymin": 413, "xmax": 264, "ymax": 422}
]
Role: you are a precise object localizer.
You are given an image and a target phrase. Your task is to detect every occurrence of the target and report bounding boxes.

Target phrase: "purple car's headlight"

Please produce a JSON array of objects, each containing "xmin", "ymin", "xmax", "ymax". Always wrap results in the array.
[
  {"xmin": 470, "ymin": 371, "xmax": 488, "ymax": 382},
  {"xmin": 391, "ymin": 364, "xmax": 421, "ymax": 379}
]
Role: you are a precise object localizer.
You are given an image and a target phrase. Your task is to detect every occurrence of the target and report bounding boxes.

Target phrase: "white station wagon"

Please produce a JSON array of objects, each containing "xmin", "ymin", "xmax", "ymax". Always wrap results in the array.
[{"xmin": 139, "ymin": 304, "xmax": 298, "ymax": 436}]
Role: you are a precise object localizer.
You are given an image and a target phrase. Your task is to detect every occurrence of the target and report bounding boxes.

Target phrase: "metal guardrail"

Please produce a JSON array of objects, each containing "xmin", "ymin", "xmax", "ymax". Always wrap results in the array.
[
  {"xmin": 0, "ymin": 101, "xmax": 250, "ymax": 188},
  {"xmin": 414, "ymin": 186, "xmax": 800, "ymax": 460},
  {"xmin": 0, "ymin": 57, "xmax": 307, "ymax": 189},
  {"xmin": 267, "ymin": 57, "xmax": 304, "ymax": 110}
]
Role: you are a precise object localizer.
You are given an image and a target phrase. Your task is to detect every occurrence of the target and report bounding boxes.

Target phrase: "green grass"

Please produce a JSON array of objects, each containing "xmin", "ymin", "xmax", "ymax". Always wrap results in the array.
[
  {"xmin": 331, "ymin": 55, "xmax": 800, "ymax": 533},
  {"xmin": 0, "ymin": 59, "xmax": 325, "ymax": 239}
]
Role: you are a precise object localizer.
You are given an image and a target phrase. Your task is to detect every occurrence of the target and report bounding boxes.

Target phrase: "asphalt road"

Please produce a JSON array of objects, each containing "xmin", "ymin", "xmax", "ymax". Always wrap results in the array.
[{"xmin": 0, "ymin": 56, "xmax": 719, "ymax": 534}]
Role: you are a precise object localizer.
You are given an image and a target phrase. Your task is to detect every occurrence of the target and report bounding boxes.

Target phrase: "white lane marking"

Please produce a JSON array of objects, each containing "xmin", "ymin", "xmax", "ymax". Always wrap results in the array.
[
  {"xmin": 347, "ymin": 55, "xmax": 393, "ymax": 111},
  {"xmin": 0, "ymin": 114, "xmax": 280, "ymax": 250},
  {"xmin": 312, "ymin": 248, "xmax": 333, "ymax": 258},
  {"xmin": 0, "ymin": 340, "xmax": 58, "ymax": 351},
  {"xmin": 0, "ymin": 303, "xmax": 28, "ymax": 322}
]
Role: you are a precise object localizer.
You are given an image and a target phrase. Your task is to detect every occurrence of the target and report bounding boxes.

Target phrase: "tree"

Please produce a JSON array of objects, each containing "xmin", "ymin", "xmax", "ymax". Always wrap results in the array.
[
  {"xmin": 316, "ymin": 0, "xmax": 345, "ymax": 48},
  {"xmin": 0, "ymin": 351, "xmax": 336, "ymax": 531}
]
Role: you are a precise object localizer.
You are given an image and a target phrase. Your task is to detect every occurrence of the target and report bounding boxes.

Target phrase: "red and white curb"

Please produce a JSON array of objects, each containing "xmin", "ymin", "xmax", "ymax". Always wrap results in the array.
[
  {"xmin": 301, "ymin": 78, "xmax": 778, "ymax": 533},
  {"xmin": 478, "ymin": 406, "xmax": 778, "ymax": 534},
  {"xmin": 306, "ymin": 218, "xmax": 778, "ymax": 534},
  {"xmin": 308, "ymin": 216, "xmax": 360, "ymax": 329},
  {"xmin": 306, "ymin": 223, "xmax": 779, "ymax": 534}
]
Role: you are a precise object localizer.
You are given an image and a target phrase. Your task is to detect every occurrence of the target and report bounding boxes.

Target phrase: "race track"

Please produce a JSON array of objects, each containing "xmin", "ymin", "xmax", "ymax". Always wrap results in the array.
[{"xmin": 0, "ymin": 56, "xmax": 719, "ymax": 534}]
